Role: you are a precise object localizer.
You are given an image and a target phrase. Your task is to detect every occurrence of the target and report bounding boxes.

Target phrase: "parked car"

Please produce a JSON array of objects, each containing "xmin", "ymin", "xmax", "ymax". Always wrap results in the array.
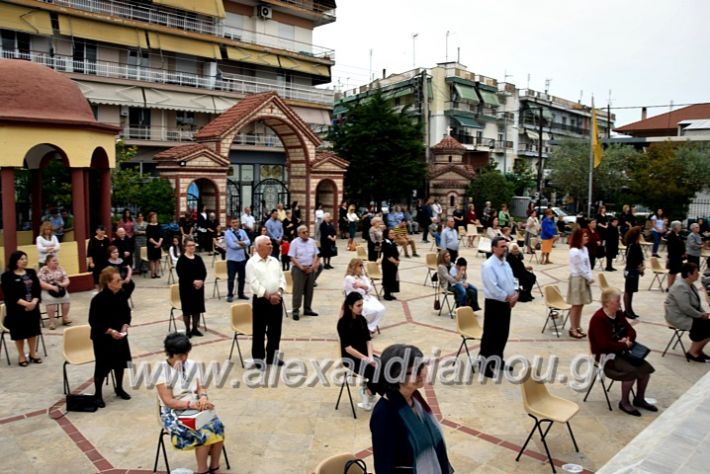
[{"xmin": 536, "ymin": 206, "xmax": 577, "ymax": 224}]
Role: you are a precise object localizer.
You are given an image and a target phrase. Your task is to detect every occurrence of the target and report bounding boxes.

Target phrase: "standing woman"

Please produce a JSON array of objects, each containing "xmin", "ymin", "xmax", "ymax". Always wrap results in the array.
[
  {"xmin": 118, "ymin": 209, "xmax": 135, "ymax": 239},
  {"xmin": 368, "ymin": 216, "xmax": 384, "ymax": 262},
  {"xmin": 567, "ymin": 228, "xmax": 593, "ymax": 339},
  {"xmin": 381, "ymin": 228, "xmax": 401, "ymax": 301},
  {"xmin": 665, "ymin": 221, "xmax": 685, "ymax": 290},
  {"xmin": 623, "ymin": 226, "xmax": 645, "ymax": 319},
  {"xmin": 38, "ymin": 254, "xmax": 72, "ymax": 329},
  {"xmin": 585, "ymin": 219, "xmax": 603, "ymax": 270},
  {"xmin": 540, "ymin": 208, "xmax": 558, "ymax": 264},
  {"xmin": 338, "ymin": 201, "xmax": 349, "ymax": 239},
  {"xmin": 87, "ymin": 224, "xmax": 110, "ymax": 288},
  {"xmin": 176, "ymin": 238, "xmax": 207, "ymax": 337},
  {"xmin": 650, "ymin": 208, "xmax": 666, "ymax": 258},
  {"xmin": 89, "ymin": 267, "xmax": 132, "ymax": 407},
  {"xmin": 169, "ymin": 235, "xmax": 182, "ymax": 267},
  {"xmin": 319, "ymin": 212, "xmax": 337, "ymax": 269},
  {"xmin": 346, "ymin": 204, "xmax": 360, "ymax": 251},
  {"xmin": 146, "ymin": 211, "xmax": 164, "ymax": 278},
  {"xmin": 525, "ymin": 210, "xmax": 540, "ymax": 254},
  {"xmin": 291, "ymin": 201, "xmax": 302, "ymax": 223},
  {"xmin": 344, "ymin": 258, "xmax": 385, "ymax": 333},
  {"xmin": 0, "ymin": 251, "xmax": 42, "ymax": 366},
  {"xmin": 133, "ymin": 212, "xmax": 148, "ymax": 274},
  {"xmin": 36, "ymin": 221, "xmax": 60, "ymax": 267},
  {"xmin": 619, "ymin": 204, "xmax": 633, "ymax": 238},
  {"xmin": 605, "ymin": 217, "xmax": 620, "ymax": 272}
]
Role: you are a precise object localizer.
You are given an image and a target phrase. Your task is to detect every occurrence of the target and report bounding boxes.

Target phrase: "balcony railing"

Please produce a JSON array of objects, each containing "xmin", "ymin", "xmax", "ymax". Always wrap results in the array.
[
  {"xmin": 43, "ymin": 0, "xmax": 335, "ymax": 59},
  {"xmin": 123, "ymin": 126, "xmax": 195, "ymax": 142},
  {"xmin": 232, "ymin": 133, "xmax": 283, "ymax": 147},
  {"xmin": 2, "ymin": 50, "xmax": 335, "ymax": 106}
]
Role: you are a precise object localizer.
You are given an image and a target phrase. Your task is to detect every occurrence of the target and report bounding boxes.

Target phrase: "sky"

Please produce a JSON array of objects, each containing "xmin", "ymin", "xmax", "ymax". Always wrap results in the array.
[{"xmin": 314, "ymin": 0, "xmax": 710, "ymax": 127}]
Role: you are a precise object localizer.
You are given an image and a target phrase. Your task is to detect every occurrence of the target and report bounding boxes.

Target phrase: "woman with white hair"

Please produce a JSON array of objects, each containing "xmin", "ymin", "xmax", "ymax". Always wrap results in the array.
[
  {"xmin": 506, "ymin": 242, "xmax": 537, "ymax": 302},
  {"xmin": 319, "ymin": 212, "xmax": 337, "ymax": 269},
  {"xmin": 666, "ymin": 220, "xmax": 684, "ymax": 289},
  {"xmin": 344, "ymin": 258, "xmax": 385, "ymax": 333},
  {"xmin": 368, "ymin": 216, "xmax": 384, "ymax": 261}
]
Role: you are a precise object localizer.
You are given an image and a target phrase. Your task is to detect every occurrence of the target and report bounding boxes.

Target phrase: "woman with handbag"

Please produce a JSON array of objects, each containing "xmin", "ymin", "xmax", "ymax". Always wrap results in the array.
[
  {"xmin": 623, "ymin": 226, "xmax": 645, "ymax": 319},
  {"xmin": 567, "ymin": 228, "xmax": 593, "ymax": 339},
  {"xmin": 319, "ymin": 212, "xmax": 337, "ymax": 269},
  {"xmin": 540, "ymin": 209, "xmax": 558, "ymax": 264},
  {"xmin": 589, "ymin": 287, "xmax": 656, "ymax": 416},
  {"xmin": 156, "ymin": 332, "xmax": 225, "ymax": 474},
  {"xmin": 38, "ymin": 254, "xmax": 72, "ymax": 329}
]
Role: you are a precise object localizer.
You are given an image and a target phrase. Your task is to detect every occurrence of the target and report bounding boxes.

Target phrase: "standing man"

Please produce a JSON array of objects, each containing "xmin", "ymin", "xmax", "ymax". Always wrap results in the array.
[
  {"xmin": 225, "ymin": 217, "xmax": 250, "ymax": 303},
  {"xmin": 246, "ymin": 236, "xmax": 286, "ymax": 367},
  {"xmin": 265, "ymin": 209, "xmax": 284, "ymax": 259},
  {"xmin": 288, "ymin": 225, "xmax": 322, "ymax": 321},
  {"xmin": 240, "ymin": 206, "xmax": 256, "ymax": 242},
  {"xmin": 441, "ymin": 217, "xmax": 460, "ymax": 262},
  {"xmin": 50, "ymin": 208, "xmax": 65, "ymax": 242},
  {"xmin": 418, "ymin": 198, "xmax": 433, "ymax": 243},
  {"xmin": 479, "ymin": 236, "xmax": 519, "ymax": 378}
]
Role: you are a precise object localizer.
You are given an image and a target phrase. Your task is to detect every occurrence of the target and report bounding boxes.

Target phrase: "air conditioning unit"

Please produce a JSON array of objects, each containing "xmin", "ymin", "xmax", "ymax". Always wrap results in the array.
[
  {"xmin": 256, "ymin": 5, "xmax": 272, "ymax": 19},
  {"xmin": 120, "ymin": 106, "xmax": 129, "ymax": 117}
]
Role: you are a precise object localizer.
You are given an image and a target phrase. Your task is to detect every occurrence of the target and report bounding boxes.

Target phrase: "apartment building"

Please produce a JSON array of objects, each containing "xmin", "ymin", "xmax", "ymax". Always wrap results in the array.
[{"xmin": 1, "ymin": 0, "xmax": 336, "ymax": 217}]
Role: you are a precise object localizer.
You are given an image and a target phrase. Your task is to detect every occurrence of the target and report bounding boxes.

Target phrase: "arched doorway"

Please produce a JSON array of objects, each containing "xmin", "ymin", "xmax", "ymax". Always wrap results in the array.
[
  {"xmin": 253, "ymin": 178, "xmax": 289, "ymax": 222},
  {"xmin": 187, "ymin": 178, "xmax": 218, "ymax": 213},
  {"xmin": 315, "ymin": 179, "xmax": 337, "ymax": 217},
  {"xmin": 226, "ymin": 179, "xmax": 241, "ymax": 218}
]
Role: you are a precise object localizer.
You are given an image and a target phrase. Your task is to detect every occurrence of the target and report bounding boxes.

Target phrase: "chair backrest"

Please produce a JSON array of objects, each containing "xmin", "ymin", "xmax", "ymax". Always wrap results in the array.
[
  {"xmin": 0, "ymin": 303, "xmax": 7, "ymax": 332},
  {"xmin": 170, "ymin": 284, "xmax": 181, "ymax": 310},
  {"xmin": 425, "ymin": 252, "xmax": 437, "ymax": 269},
  {"xmin": 313, "ymin": 453, "xmax": 364, "ymax": 474},
  {"xmin": 650, "ymin": 256, "xmax": 662, "ymax": 272},
  {"xmin": 17, "ymin": 243, "xmax": 39, "ymax": 269},
  {"xmin": 356, "ymin": 245, "xmax": 367, "ymax": 258},
  {"xmin": 455, "ymin": 306, "xmax": 482, "ymax": 337},
  {"xmin": 215, "ymin": 259, "xmax": 228, "ymax": 277},
  {"xmin": 366, "ymin": 261, "xmax": 382, "ymax": 279},
  {"xmin": 63, "ymin": 325, "xmax": 95, "ymax": 365},
  {"xmin": 458, "ymin": 226, "xmax": 466, "ymax": 238},
  {"xmin": 284, "ymin": 270, "xmax": 293, "ymax": 293},
  {"xmin": 598, "ymin": 273, "xmax": 610, "ymax": 291},
  {"xmin": 543, "ymin": 285, "xmax": 566, "ymax": 307},
  {"xmin": 477, "ymin": 237, "xmax": 492, "ymax": 253},
  {"xmin": 520, "ymin": 367, "xmax": 552, "ymax": 413},
  {"xmin": 140, "ymin": 246, "xmax": 148, "ymax": 261},
  {"xmin": 230, "ymin": 302, "xmax": 253, "ymax": 335}
]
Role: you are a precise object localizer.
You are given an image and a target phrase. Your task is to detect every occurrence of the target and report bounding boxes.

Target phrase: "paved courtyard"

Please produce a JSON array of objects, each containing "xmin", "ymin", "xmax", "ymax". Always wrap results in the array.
[{"xmin": 0, "ymin": 238, "xmax": 707, "ymax": 473}]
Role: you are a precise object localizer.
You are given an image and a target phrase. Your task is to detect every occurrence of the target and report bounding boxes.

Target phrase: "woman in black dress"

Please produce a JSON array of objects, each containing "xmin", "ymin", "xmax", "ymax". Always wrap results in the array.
[
  {"xmin": 665, "ymin": 220, "xmax": 685, "ymax": 289},
  {"xmin": 605, "ymin": 217, "xmax": 620, "ymax": 271},
  {"xmin": 87, "ymin": 224, "xmax": 110, "ymax": 287},
  {"xmin": 176, "ymin": 237, "xmax": 207, "ymax": 337},
  {"xmin": 319, "ymin": 212, "xmax": 337, "ymax": 270},
  {"xmin": 146, "ymin": 211, "xmax": 164, "ymax": 278},
  {"xmin": 89, "ymin": 267, "xmax": 132, "ymax": 407},
  {"xmin": 381, "ymin": 228, "xmax": 400, "ymax": 301},
  {"xmin": 106, "ymin": 245, "xmax": 135, "ymax": 299},
  {"xmin": 623, "ymin": 226, "xmax": 645, "ymax": 319},
  {"xmin": 1, "ymin": 251, "xmax": 42, "ymax": 366},
  {"xmin": 338, "ymin": 201, "xmax": 349, "ymax": 239}
]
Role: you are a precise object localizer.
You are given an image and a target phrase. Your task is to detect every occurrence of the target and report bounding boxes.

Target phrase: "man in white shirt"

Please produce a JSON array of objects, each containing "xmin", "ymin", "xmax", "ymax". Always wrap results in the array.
[
  {"xmin": 240, "ymin": 207, "xmax": 256, "ymax": 241},
  {"xmin": 288, "ymin": 225, "xmax": 322, "ymax": 320},
  {"xmin": 479, "ymin": 236, "xmax": 518, "ymax": 378},
  {"xmin": 440, "ymin": 217, "xmax": 459, "ymax": 262},
  {"xmin": 246, "ymin": 235, "xmax": 286, "ymax": 367}
]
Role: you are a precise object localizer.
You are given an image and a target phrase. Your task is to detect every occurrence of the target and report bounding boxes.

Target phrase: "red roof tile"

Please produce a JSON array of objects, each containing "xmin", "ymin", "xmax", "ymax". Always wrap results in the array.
[
  {"xmin": 431, "ymin": 135, "xmax": 466, "ymax": 152},
  {"xmin": 615, "ymin": 103, "xmax": 710, "ymax": 135},
  {"xmin": 154, "ymin": 143, "xmax": 210, "ymax": 160},
  {"xmin": 429, "ymin": 163, "xmax": 476, "ymax": 180},
  {"xmin": 312, "ymin": 150, "xmax": 349, "ymax": 169}
]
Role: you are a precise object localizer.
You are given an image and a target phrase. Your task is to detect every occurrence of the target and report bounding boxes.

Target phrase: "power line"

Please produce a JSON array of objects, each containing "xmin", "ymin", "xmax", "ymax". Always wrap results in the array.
[{"xmin": 606, "ymin": 102, "xmax": 708, "ymax": 110}]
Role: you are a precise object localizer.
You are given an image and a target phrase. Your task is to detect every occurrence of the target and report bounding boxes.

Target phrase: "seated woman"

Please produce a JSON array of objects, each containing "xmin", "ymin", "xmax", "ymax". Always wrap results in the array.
[
  {"xmin": 436, "ymin": 251, "xmax": 480, "ymax": 311},
  {"xmin": 506, "ymin": 242, "xmax": 537, "ymax": 302},
  {"xmin": 37, "ymin": 254, "xmax": 72, "ymax": 329},
  {"xmin": 589, "ymin": 287, "xmax": 657, "ymax": 417},
  {"xmin": 169, "ymin": 235, "xmax": 182, "ymax": 268},
  {"xmin": 344, "ymin": 258, "xmax": 385, "ymax": 334},
  {"xmin": 664, "ymin": 262, "xmax": 710, "ymax": 362},
  {"xmin": 156, "ymin": 332, "xmax": 225, "ymax": 474},
  {"xmin": 106, "ymin": 245, "xmax": 135, "ymax": 299},
  {"xmin": 337, "ymin": 292, "xmax": 382, "ymax": 411},
  {"xmin": 486, "ymin": 217, "xmax": 504, "ymax": 240},
  {"xmin": 213, "ymin": 225, "xmax": 226, "ymax": 260}
]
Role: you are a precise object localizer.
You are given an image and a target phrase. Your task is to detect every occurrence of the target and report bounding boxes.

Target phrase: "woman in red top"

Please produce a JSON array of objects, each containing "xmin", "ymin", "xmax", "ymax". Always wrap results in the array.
[
  {"xmin": 584, "ymin": 218, "xmax": 603, "ymax": 270},
  {"xmin": 588, "ymin": 287, "xmax": 656, "ymax": 417}
]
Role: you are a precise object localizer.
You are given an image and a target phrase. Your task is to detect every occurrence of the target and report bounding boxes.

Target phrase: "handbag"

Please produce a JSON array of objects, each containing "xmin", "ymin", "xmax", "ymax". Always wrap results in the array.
[
  {"xmin": 623, "ymin": 341, "xmax": 650, "ymax": 366},
  {"xmin": 66, "ymin": 394, "xmax": 98, "ymax": 412},
  {"xmin": 48, "ymin": 286, "xmax": 66, "ymax": 298},
  {"xmin": 331, "ymin": 243, "xmax": 338, "ymax": 256},
  {"xmin": 343, "ymin": 458, "xmax": 369, "ymax": 473},
  {"xmin": 434, "ymin": 297, "xmax": 441, "ymax": 311}
]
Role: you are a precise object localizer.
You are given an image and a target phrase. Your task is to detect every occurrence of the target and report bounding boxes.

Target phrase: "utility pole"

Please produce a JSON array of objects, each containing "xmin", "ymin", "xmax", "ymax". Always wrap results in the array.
[
  {"xmin": 411, "ymin": 33, "xmax": 418, "ymax": 68},
  {"xmin": 536, "ymin": 105, "xmax": 544, "ymax": 207},
  {"xmin": 445, "ymin": 30, "xmax": 449, "ymax": 62}
]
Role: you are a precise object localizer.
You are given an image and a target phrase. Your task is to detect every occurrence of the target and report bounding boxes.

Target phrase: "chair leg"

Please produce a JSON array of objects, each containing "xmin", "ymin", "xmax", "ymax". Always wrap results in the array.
[
  {"xmin": 201, "ymin": 313, "xmax": 207, "ymax": 331},
  {"xmin": 661, "ymin": 332, "xmax": 676, "ymax": 357},
  {"xmin": 600, "ymin": 377, "xmax": 613, "ymax": 411},
  {"xmin": 35, "ymin": 331, "xmax": 47, "ymax": 357},
  {"xmin": 537, "ymin": 419, "xmax": 557, "ymax": 473},
  {"xmin": 153, "ymin": 430, "xmax": 170, "ymax": 473},
  {"xmin": 63, "ymin": 361, "xmax": 70, "ymax": 395},
  {"xmin": 222, "ymin": 444, "xmax": 230, "ymax": 470},
  {"xmin": 335, "ymin": 377, "xmax": 357, "ymax": 419},
  {"xmin": 455, "ymin": 338, "xmax": 466, "ymax": 360},
  {"xmin": 582, "ymin": 374, "xmax": 596, "ymax": 402},
  {"xmin": 1, "ymin": 332, "xmax": 10, "ymax": 365},
  {"xmin": 282, "ymin": 299, "xmax": 289, "ymax": 319},
  {"xmin": 168, "ymin": 308, "xmax": 177, "ymax": 333},
  {"xmin": 566, "ymin": 422, "xmax": 579, "ymax": 452}
]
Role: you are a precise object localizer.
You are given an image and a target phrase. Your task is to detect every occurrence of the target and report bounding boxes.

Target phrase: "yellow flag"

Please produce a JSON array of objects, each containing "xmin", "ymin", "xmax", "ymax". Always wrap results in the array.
[{"xmin": 592, "ymin": 107, "xmax": 603, "ymax": 168}]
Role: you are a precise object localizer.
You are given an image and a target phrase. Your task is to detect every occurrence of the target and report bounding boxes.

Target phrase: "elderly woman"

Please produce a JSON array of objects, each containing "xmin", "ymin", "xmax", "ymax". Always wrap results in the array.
[
  {"xmin": 346, "ymin": 204, "xmax": 360, "ymax": 251},
  {"xmin": 367, "ymin": 216, "xmax": 384, "ymax": 262},
  {"xmin": 38, "ymin": 254, "xmax": 71, "ymax": 329},
  {"xmin": 540, "ymin": 208, "xmax": 558, "ymax": 264},
  {"xmin": 319, "ymin": 212, "xmax": 337, "ymax": 269},
  {"xmin": 106, "ymin": 245, "xmax": 135, "ymax": 299},
  {"xmin": 568, "ymin": 228, "xmax": 593, "ymax": 339},
  {"xmin": 156, "ymin": 332, "xmax": 225, "ymax": 474},
  {"xmin": 381, "ymin": 228, "xmax": 401, "ymax": 301},
  {"xmin": 176, "ymin": 237, "xmax": 207, "ymax": 337},
  {"xmin": 370, "ymin": 344, "xmax": 453, "ymax": 473},
  {"xmin": 623, "ymin": 226, "xmax": 645, "ymax": 319},
  {"xmin": 589, "ymin": 288, "xmax": 657, "ymax": 416},
  {"xmin": 666, "ymin": 220, "xmax": 685, "ymax": 289},
  {"xmin": 525, "ymin": 210, "xmax": 540, "ymax": 254},
  {"xmin": 437, "ymin": 251, "xmax": 480, "ymax": 311},
  {"xmin": 585, "ymin": 218, "xmax": 603, "ymax": 270},
  {"xmin": 665, "ymin": 262, "xmax": 710, "ymax": 362},
  {"xmin": 36, "ymin": 220, "xmax": 60, "ymax": 267},
  {"xmin": 686, "ymin": 223, "xmax": 703, "ymax": 267},
  {"xmin": 1, "ymin": 251, "xmax": 42, "ymax": 366},
  {"xmin": 344, "ymin": 258, "xmax": 385, "ymax": 333},
  {"xmin": 89, "ymin": 267, "xmax": 132, "ymax": 407},
  {"xmin": 507, "ymin": 242, "xmax": 537, "ymax": 302}
]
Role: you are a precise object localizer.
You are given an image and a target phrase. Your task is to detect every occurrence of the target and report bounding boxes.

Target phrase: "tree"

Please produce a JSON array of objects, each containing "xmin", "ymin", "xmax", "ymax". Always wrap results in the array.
[
  {"xmin": 505, "ymin": 159, "xmax": 536, "ymax": 195},
  {"xmin": 329, "ymin": 91, "xmax": 426, "ymax": 205},
  {"xmin": 467, "ymin": 165, "xmax": 514, "ymax": 214}
]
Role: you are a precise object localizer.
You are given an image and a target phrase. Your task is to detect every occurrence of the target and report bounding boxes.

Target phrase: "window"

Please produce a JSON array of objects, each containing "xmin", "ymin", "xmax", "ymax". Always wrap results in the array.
[
  {"xmin": 277, "ymin": 23, "xmax": 295, "ymax": 50},
  {"xmin": 449, "ymin": 195, "xmax": 455, "ymax": 207},
  {"xmin": 1, "ymin": 30, "xmax": 30, "ymax": 59},
  {"xmin": 176, "ymin": 111, "xmax": 195, "ymax": 129},
  {"xmin": 127, "ymin": 49, "xmax": 149, "ymax": 80},
  {"xmin": 476, "ymin": 131, "xmax": 483, "ymax": 143},
  {"xmin": 128, "ymin": 108, "xmax": 151, "ymax": 139},
  {"xmin": 73, "ymin": 40, "xmax": 97, "ymax": 74},
  {"xmin": 448, "ymin": 155, "xmax": 452, "ymax": 163}
]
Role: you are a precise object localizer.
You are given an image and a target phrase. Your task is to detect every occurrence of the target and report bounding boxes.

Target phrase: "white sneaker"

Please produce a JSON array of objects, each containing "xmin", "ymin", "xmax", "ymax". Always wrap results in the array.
[
  {"xmin": 357, "ymin": 387, "xmax": 372, "ymax": 410},
  {"xmin": 357, "ymin": 400, "xmax": 373, "ymax": 411}
]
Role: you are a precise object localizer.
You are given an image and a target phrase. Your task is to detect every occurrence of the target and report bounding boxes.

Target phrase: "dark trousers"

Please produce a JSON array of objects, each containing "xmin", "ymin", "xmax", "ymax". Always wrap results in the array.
[
  {"xmin": 291, "ymin": 265, "xmax": 322, "ymax": 315},
  {"xmin": 687, "ymin": 255, "xmax": 700, "ymax": 267},
  {"xmin": 447, "ymin": 248, "xmax": 459, "ymax": 263},
  {"xmin": 344, "ymin": 356, "xmax": 383, "ymax": 396},
  {"xmin": 227, "ymin": 259, "xmax": 246, "ymax": 297},
  {"xmin": 94, "ymin": 364, "xmax": 124, "ymax": 398},
  {"xmin": 479, "ymin": 299, "xmax": 512, "ymax": 368},
  {"xmin": 251, "ymin": 295, "xmax": 283, "ymax": 363},
  {"xmin": 589, "ymin": 254, "xmax": 597, "ymax": 270},
  {"xmin": 270, "ymin": 239, "xmax": 280, "ymax": 258}
]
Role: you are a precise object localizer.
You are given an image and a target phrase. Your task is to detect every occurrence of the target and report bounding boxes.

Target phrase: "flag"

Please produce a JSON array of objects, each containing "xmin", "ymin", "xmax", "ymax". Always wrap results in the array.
[{"xmin": 591, "ymin": 107, "xmax": 603, "ymax": 168}]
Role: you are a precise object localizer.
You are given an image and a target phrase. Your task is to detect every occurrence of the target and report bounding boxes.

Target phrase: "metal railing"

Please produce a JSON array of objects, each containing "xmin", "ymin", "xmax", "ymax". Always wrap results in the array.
[
  {"xmin": 43, "ymin": 0, "xmax": 335, "ymax": 59},
  {"xmin": 1, "ymin": 50, "xmax": 335, "ymax": 106},
  {"xmin": 232, "ymin": 133, "xmax": 283, "ymax": 147},
  {"xmin": 123, "ymin": 126, "xmax": 195, "ymax": 142}
]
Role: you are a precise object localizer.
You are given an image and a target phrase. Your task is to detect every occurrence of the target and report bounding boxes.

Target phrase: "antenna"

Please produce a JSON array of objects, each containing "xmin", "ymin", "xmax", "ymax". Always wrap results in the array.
[
  {"xmin": 369, "ymin": 49, "xmax": 373, "ymax": 82},
  {"xmin": 526, "ymin": 73, "xmax": 530, "ymax": 89},
  {"xmin": 504, "ymin": 70, "xmax": 513, "ymax": 82},
  {"xmin": 544, "ymin": 78, "xmax": 552, "ymax": 94},
  {"xmin": 579, "ymin": 90, "xmax": 584, "ymax": 103},
  {"xmin": 411, "ymin": 33, "xmax": 418, "ymax": 68},
  {"xmin": 445, "ymin": 30, "xmax": 450, "ymax": 62}
]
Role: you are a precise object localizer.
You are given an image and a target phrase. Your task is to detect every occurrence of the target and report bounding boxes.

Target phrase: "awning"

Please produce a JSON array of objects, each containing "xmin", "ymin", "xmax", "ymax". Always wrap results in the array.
[
  {"xmin": 0, "ymin": 4, "xmax": 53, "ymax": 36},
  {"xmin": 143, "ymin": 88, "xmax": 217, "ymax": 113},
  {"xmin": 454, "ymin": 84, "xmax": 479, "ymax": 104},
  {"xmin": 478, "ymin": 89, "xmax": 500, "ymax": 107},
  {"xmin": 213, "ymin": 96, "xmax": 237, "ymax": 113},
  {"xmin": 153, "ymin": 0, "xmax": 225, "ymax": 18},
  {"xmin": 278, "ymin": 55, "xmax": 329, "ymax": 77},
  {"xmin": 450, "ymin": 114, "xmax": 482, "ymax": 129},
  {"xmin": 292, "ymin": 107, "xmax": 331, "ymax": 125},
  {"xmin": 74, "ymin": 81, "xmax": 144, "ymax": 106},
  {"xmin": 226, "ymin": 46, "xmax": 280, "ymax": 67},
  {"xmin": 148, "ymin": 32, "xmax": 221, "ymax": 59},
  {"xmin": 58, "ymin": 16, "xmax": 147, "ymax": 48},
  {"xmin": 526, "ymin": 130, "xmax": 551, "ymax": 141}
]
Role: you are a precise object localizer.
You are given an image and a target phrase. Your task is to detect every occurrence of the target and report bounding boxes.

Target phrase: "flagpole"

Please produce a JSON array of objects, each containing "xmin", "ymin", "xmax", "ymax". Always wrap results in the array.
[{"xmin": 587, "ymin": 98, "xmax": 594, "ymax": 217}]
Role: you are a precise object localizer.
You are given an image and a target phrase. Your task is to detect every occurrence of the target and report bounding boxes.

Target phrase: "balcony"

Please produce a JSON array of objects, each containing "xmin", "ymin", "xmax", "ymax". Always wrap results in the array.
[
  {"xmin": 232, "ymin": 133, "xmax": 283, "ymax": 148},
  {"xmin": 263, "ymin": 0, "xmax": 336, "ymax": 23},
  {"xmin": 2, "ymin": 49, "xmax": 335, "ymax": 106},
  {"xmin": 42, "ymin": 0, "xmax": 335, "ymax": 59},
  {"xmin": 123, "ymin": 126, "xmax": 195, "ymax": 142}
]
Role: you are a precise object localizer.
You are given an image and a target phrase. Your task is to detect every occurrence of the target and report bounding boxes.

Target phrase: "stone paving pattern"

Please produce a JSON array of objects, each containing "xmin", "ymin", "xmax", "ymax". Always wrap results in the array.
[{"xmin": 0, "ymin": 238, "xmax": 707, "ymax": 473}]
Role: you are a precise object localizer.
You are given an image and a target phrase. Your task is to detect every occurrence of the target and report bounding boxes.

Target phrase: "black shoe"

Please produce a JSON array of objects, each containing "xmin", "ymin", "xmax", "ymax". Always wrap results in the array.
[
  {"xmin": 267, "ymin": 359, "xmax": 285, "ymax": 367},
  {"xmin": 686, "ymin": 352, "xmax": 708, "ymax": 363},
  {"xmin": 226, "ymin": 296, "xmax": 233, "ymax": 303},
  {"xmin": 292, "ymin": 312, "xmax": 300, "ymax": 321},
  {"xmin": 115, "ymin": 389, "xmax": 132, "ymax": 400},
  {"xmin": 304, "ymin": 311, "xmax": 319, "ymax": 316},
  {"xmin": 95, "ymin": 397, "xmax": 106, "ymax": 409},
  {"xmin": 238, "ymin": 295, "xmax": 249, "ymax": 300},
  {"xmin": 625, "ymin": 312, "xmax": 639, "ymax": 320},
  {"xmin": 412, "ymin": 253, "xmax": 420, "ymax": 257},
  {"xmin": 191, "ymin": 329, "xmax": 204, "ymax": 337},
  {"xmin": 383, "ymin": 294, "xmax": 395, "ymax": 301},
  {"xmin": 618, "ymin": 402, "xmax": 641, "ymax": 417},
  {"xmin": 633, "ymin": 398, "xmax": 658, "ymax": 412}
]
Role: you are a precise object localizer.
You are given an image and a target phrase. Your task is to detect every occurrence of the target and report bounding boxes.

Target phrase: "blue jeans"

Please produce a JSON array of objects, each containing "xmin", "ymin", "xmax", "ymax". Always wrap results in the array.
[
  {"xmin": 450, "ymin": 283, "xmax": 480, "ymax": 310},
  {"xmin": 227, "ymin": 259, "xmax": 246, "ymax": 297},
  {"xmin": 651, "ymin": 230, "xmax": 661, "ymax": 255}
]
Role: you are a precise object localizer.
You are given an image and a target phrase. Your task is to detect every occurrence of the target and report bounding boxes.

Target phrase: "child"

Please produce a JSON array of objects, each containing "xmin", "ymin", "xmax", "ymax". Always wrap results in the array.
[
  {"xmin": 280, "ymin": 239, "xmax": 290, "ymax": 271},
  {"xmin": 449, "ymin": 257, "xmax": 481, "ymax": 311}
]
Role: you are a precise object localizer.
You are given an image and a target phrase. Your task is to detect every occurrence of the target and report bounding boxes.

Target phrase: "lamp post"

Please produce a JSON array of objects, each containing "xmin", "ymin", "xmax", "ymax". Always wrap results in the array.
[{"xmin": 412, "ymin": 33, "xmax": 418, "ymax": 68}]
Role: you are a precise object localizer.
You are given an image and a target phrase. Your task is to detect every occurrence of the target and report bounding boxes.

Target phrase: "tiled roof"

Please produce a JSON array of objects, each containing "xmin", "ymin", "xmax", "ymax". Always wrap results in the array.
[
  {"xmin": 431, "ymin": 135, "xmax": 466, "ymax": 152},
  {"xmin": 312, "ymin": 150, "xmax": 349, "ymax": 169},
  {"xmin": 429, "ymin": 163, "xmax": 476, "ymax": 180},
  {"xmin": 154, "ymin": 143, "xmax": 209, "ymax": 160},
  {"xmin": 615, "ymin": 103, "xmax": 710, "ymax": 135}
]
